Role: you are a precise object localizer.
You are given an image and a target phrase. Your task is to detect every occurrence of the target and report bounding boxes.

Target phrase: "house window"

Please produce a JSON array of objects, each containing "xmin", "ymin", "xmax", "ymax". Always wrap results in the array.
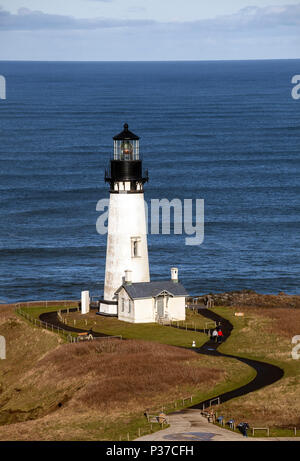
[
  {"xmin": 131, "ymin": 237, "xmax": 141, "ymax": 258},
  {"xmin": 128, "ymin": 299, "xmax": 132, "ymax": 314},
  {"xmin": 121, "ymin": 298, "xmax": 125, "ymax": 312}
]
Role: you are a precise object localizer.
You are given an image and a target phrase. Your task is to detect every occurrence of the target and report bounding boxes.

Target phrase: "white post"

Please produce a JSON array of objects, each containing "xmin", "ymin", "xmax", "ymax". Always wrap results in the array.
[{"xmin": 81, "ymin": 291, "xmax": 90, "ymax": 315}]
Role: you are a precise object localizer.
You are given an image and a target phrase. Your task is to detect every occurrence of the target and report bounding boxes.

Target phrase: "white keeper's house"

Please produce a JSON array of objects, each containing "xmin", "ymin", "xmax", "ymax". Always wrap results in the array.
[
  {"xmin": 115, "ymin": 268, "xmax": 187, "ymax": 324},
  {"xmin": 97, "ymin": 123, "xmax": 188, "ymax": 324}
]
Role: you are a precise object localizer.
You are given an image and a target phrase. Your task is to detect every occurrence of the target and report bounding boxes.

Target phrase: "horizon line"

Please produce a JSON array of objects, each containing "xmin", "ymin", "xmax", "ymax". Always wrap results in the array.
[{"xmin": 1, "ymin": 57, "xmax": 300, "ymax": 63}]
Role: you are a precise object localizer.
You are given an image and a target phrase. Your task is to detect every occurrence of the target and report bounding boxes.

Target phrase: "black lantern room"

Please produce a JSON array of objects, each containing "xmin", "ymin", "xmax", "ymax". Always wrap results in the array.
[
  {"xmin": 105, "ymin": 123, "xmax": 148, "ymax": 193},
  {"xmin": 113, "ymin": 123, "xmax": 139, "ymax": 160}
]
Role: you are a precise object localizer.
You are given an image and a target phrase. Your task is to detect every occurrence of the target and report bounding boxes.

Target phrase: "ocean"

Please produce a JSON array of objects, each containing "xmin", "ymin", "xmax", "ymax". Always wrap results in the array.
[{"xmin": 0, "ymin": 60, "xmax": 299, "ymax": 302}]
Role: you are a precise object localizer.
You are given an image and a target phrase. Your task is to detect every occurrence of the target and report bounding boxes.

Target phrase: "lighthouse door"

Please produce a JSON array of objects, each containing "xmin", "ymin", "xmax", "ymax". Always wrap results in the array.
[{"xmin": 157, "ymin": 296, "xmax": 164, "ymax": 318}]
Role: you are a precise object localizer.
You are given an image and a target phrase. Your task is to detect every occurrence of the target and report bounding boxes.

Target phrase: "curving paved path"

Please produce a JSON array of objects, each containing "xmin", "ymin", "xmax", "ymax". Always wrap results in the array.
[
  {"xmin": 39, "ymin": 309, "xmax": 109, "ymax": 337},
  {"xmin": 191, "ymin": 308, "xmax": 284, "ymax": 409}
]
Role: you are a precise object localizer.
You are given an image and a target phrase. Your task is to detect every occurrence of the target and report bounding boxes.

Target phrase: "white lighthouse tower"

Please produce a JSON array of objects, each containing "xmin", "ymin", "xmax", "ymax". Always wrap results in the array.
[{"xmin": 100, "ymin": 124, "xmax": 150, "ymax": 315}]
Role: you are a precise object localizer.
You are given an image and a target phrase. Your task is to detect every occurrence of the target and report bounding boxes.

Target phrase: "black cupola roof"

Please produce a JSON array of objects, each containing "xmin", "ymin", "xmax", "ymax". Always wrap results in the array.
[{"xmin": 113, "ymin": 123, "xmax": 139, "ymax": 141}]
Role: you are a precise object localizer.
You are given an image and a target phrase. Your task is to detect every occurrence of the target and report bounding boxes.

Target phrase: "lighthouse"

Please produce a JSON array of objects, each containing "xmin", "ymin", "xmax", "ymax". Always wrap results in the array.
[{"xmin": 99, "ymin": 124, "xmax": 150, "ymax": 315}]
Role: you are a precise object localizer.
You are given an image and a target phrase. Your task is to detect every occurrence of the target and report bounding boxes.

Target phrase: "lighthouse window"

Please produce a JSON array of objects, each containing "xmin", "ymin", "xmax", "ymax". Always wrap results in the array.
[
  {"xmin": 121, "ymin": 140, "xmax": 133, "ymax": 160},
  {"xmin": 131, "ymin": 237, "xmax": 141, "ymax": 258}
]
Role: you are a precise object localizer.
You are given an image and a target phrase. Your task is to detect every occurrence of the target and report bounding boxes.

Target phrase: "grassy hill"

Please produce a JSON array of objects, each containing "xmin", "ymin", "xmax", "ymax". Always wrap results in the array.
[{"xmin": 0, "ymin": 304, "xmax": 253, "ymax": 441}]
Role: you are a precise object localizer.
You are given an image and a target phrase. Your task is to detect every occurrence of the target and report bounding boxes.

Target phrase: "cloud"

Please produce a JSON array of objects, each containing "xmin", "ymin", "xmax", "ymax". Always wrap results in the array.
[
  {"xmin": 0, "ymin": 6, "xmax": 154, "ymax": 30},
  {"xmin": 127, "ymin": 6, "xmax": 147, "ymax": 14},
  {"xmin": 171, "ymin": 4, "xmax": 300, "ymax": 37},
  {"xmin": 0, "ymin": 3, "xmax": 299, "ymax": 35}
]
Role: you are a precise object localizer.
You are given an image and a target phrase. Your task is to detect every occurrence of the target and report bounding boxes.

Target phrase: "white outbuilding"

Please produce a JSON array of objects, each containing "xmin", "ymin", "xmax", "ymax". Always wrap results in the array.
[{"xmin": 115, "ymin": 268, "xmax": 187, "ymax": 324}]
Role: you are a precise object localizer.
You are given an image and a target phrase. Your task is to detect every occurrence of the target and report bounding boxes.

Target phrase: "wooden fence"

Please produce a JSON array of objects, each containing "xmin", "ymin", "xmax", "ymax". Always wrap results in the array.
[
  {"xmin": 6, "ymin": 300, "xmax": 80, "ymax": 310},
  {"xmin": 14, "ymin": 301, "xmax": 122, "ymax": 344},
  {"xmin": 162, "ymin": 319, "xmax": 217, "ymax": 334},
  {"xmin": 15, "ymin": 306, "xmax": 73, "ymax": 342}
]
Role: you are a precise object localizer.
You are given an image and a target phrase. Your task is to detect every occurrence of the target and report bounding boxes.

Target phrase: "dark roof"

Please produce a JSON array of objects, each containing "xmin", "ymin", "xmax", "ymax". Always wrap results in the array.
[
  {"xmin": 113, "ymin": 123, "xmax": 139, "ymax": 141},
  {"xmin": 115, "ymin": 280, "xmax": 188, "ymax": 300}
]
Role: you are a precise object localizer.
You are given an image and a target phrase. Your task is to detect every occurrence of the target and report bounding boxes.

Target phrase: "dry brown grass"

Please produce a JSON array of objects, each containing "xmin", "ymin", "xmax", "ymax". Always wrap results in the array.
[
  {"xmin": 240, "ymin": 307, "xmax": 300, "ymax": 338},
  {"xmin": 0, "ymin": 304, "xmax": 13, "ymax": 324},
  {"xmin": 212, "ymin": 291, "xmax": 300, "ymax": 309},
  {"xmin": 34, "ymin": 339, "xmax": 221, "ymax": 414},
  {"xmin": 1, "ymin": 305, "xmax": 252, "ymax": 440}
]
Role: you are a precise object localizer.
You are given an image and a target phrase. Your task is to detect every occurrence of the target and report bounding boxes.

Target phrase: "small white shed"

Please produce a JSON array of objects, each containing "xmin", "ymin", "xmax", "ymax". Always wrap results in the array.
[{"xmin": 115, "ymin": 269, "xmax": 188, "ymax": 324}]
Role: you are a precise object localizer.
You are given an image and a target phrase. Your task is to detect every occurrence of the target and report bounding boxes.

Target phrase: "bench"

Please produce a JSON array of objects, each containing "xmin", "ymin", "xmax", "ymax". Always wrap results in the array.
[
  {"xmin": 144, "ymin": 410, "xmax": 169, "ymax": 425},
  {"xmin": 77, "ymin": 332, "xmax": 93, "ymax": 341}
]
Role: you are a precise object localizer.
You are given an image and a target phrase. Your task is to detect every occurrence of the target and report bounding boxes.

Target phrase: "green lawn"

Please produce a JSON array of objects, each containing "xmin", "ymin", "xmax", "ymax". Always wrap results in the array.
[
  {"xmin": 64, "ymin": 310, "xmax": 209, "ymax": 348},
  {"xmin": 23, "ymin": 305, "xmax": 78, "ymax": 320},
  {"xmin": 18, "ymin": 305, "xmax": 210, "ymax": 348}
]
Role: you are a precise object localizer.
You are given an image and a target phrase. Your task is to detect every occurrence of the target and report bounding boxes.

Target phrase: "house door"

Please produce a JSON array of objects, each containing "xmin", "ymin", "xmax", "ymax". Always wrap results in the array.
[{"xmin": 157, "ymin": 296, "xmax": 164, "ymax": 318}]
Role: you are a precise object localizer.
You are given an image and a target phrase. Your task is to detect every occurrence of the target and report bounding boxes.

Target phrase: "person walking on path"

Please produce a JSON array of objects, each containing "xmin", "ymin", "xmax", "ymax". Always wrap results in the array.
[
  {"xmin": 212, "ymin": 329, "xmax": 218, "ymax": 343},
  {"xmin": 217, "ymin": 329, "xmax": 224, "ymax": 343},
  {"xmin": 238, "ymin": 422, "xmax": 249, "ymax": 437}
]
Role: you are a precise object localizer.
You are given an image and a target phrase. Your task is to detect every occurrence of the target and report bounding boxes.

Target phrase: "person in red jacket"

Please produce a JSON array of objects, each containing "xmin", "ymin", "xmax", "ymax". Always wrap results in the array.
[{"xmin": 217, "ymin": 329, "xmax": 224, "ymax": 343}]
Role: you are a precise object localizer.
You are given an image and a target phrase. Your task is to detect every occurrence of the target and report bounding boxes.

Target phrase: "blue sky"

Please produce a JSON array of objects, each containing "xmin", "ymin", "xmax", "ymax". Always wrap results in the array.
[{"xmin": 0, "ymin": 0, "xmax": 300, "ymax": 60}]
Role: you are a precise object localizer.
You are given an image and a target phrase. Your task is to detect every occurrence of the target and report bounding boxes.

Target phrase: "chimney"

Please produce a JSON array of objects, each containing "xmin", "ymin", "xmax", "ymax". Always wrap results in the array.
[
  {"xmin": 171, "ymin": 267, "xmax": 178, "ymax": 283},
  {"xmin": 124, "ymin": 270, "xmax": 132, "ymax": 285}
]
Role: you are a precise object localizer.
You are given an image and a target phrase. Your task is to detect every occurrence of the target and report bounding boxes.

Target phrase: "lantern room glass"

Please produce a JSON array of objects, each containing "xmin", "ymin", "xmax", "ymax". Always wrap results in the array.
[{"xmin": 114, "ymin": 139, "xmax": 139, "ymax": 160}]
